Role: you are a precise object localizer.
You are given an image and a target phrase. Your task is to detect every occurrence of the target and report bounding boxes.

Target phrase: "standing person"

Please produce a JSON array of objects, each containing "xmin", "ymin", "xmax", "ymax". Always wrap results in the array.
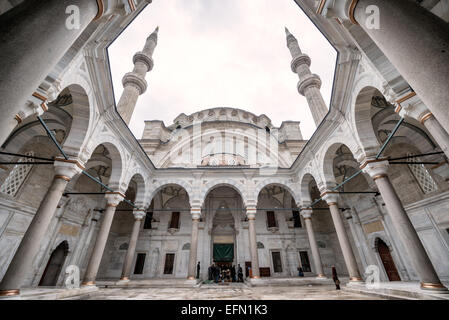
[
  {"xmin": 238, "ymin": 264, "xmax": 243, "ymax": 282},
  {"xmin": 332, "ymin": 266, "xmax": 340, "ymax": 290},
  {"xmin": 213, "ymin": 264, "xmax": 219, "ymax": 283},
  {"xmin": 208, "ymin": 264, "xmax": 213, "ymax": 281},
  {"xmin": 196, "ymin": 261, "xmax": 201, "ymax": 279},
  {"xmin": 231, "ymin": 265, "xmax": 236, "ymax": 282},
  {"xmin": 297, "ymin": 266, "xmax": 304, "ymax": 277}
]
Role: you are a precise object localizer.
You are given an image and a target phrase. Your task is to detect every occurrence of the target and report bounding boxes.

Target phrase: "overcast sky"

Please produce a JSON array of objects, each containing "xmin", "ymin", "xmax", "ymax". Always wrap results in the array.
[{"xmin": 109, "ymin": 0, "xmax": 336, "ymax": 140}]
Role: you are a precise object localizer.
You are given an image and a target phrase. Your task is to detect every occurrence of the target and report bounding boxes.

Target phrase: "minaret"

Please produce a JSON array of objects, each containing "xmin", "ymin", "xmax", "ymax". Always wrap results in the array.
[
  {"xmin": 117, "ymin": 27, "xmax": 159, "ymax": 124},
  {"xmin": 285, "ymin": 27, "xmax": 328, "ymax": 126}
]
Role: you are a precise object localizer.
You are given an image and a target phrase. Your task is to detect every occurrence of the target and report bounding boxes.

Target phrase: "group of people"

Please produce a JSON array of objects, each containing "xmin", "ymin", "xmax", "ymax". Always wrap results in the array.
[
  {"xmin": 200, "ymin": 261, "xmax": 341, "ymax": 290},
  {"xmin": 207, "ymin": 263, "xmax": 244, "ymax": 283}
]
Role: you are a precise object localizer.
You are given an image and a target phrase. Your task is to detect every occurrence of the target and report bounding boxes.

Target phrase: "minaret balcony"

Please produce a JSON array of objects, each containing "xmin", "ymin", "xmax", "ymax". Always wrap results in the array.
[{"xmin": 297, "ymin": 74, "xmax": 322, "ymax": 95}]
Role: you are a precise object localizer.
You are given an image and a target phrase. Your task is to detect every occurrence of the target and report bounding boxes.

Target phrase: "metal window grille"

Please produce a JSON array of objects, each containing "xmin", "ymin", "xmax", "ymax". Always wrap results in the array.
[
  {"xmin": 407, "ymin": 153, "xmax": 438, "ymax": 194},
  {"xmin": 0, "ymin": 151, "xmax": 35, "ymax": 196}
]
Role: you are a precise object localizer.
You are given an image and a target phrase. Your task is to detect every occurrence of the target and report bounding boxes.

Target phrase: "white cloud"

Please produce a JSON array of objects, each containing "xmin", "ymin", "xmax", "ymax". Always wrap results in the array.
[{"xmin": 108, "ymin": 0, "xmax": 336, "ymax": 140}]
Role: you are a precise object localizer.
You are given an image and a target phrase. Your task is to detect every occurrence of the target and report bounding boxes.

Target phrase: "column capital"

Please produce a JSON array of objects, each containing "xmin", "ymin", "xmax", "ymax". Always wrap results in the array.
[
  {"xmin": 395, "ymin": 91, "xmax": 431, "ymax": 123},
  {"xmin": 301, "ymin": 209, "xmax": 313, "ymax": 220},
  {"xmin": 15, "ymin": 92, "xmax": 48, "ymax": 124},
  {"xmin": 246, "ymin": 207, "xmax": 257, "ymax": 220},
  {"xmin": 133, "ymin": 209, "xmax": 146, "ymax": 221},
  {"xmin": 317, "ymin": 0, "xmax": 359, "ymax": 24},
  {"xmin": 360, "ymin": 158, "xmax": 390, "ymax": 180},
  {"xmin": 191, "ymin": 207, "xmax": 202, "ymax": 220},
  {"xmin": 320, "ymin": 191, "xmax": 339, "ymax": 205},
  {"xmin": 104, "ymin": 192, "xmax": 124, "ymax": 207},
  {"xmin": 54, "ymin": 158, "xmax": 85, "ymax": 181}
]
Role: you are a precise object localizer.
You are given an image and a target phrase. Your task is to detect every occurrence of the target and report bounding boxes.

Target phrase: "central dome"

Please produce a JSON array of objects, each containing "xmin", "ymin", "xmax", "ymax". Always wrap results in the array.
[{"xmin": 169, "ymin": 107, "xmax": 273, "ymax": 130}]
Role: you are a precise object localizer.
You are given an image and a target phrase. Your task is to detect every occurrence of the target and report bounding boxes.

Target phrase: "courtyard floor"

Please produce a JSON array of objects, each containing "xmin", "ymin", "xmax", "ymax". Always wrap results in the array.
[{"xmin": 65, "ymin": 283, "xmax": 385, "ymax": 300}]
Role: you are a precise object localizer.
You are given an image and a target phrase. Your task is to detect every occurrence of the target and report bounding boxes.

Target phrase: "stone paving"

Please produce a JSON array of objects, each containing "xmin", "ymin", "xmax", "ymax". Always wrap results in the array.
[{"xmin": 65, "ymin": 283, "xmax": 385, "ymax": 300}]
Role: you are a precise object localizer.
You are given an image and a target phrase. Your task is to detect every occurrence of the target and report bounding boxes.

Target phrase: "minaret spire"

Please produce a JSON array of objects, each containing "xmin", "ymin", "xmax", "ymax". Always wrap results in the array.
[
  {"xmin": 285, "ymin": 27, "xmax": 328, "ymax": 126},
  {"xmin": 117, "ymin": 27, "xmax": 159, "ymax": 125}
]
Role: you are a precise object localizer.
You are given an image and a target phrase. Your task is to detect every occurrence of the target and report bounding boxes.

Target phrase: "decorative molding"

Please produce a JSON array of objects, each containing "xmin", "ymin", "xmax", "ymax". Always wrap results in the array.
[
  {"xmin": 348, "ymin": 0, "xmax": 360, "ymax": 25},
  {"xmin": 128, "ymin": 0, "xmax": 137, "ymax": 11},
  {"xmin": 359, "ymin": 158, "xmax": 388, "ymax": 170},
  {"xmin": 54, "ymin": 158, "xmax": 86, "ymax": 171},
  {"xmin": 396, "ymin": 92, "xmax": 416, "ymax": 105},
  {"xmin": 55, "ymin": 175, "xmax": 71, "ymax": 182},
  {"xmin": 94, "ymin": 0, "xmax": 104, "ymax": 21},
  {"xmin": 105, "ymin": 191, "xmax": 126, "ymax": 198},
  {"xmin": 14, "ymin": 114, "xmax": 22, "ymax": 124},
  {"xmin": 316, "ymin": 0, "xmax": 327, "ymax": 14},
  {"xmin": 419, "ymin": 112, "xmax": 434, "ymax": 125},
  {"xmin": 420, "ymin": 282, "xmax": 446, "ymax": 289},
  {"xmin": 372, "ymin": 174, "xmax": 388, "ymax": 181}
]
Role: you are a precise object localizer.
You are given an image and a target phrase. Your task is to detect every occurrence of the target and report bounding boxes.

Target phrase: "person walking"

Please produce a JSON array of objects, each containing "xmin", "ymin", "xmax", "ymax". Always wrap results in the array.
[
  {"xmin": 196, "ymin": 261, "xmax": 201, "ymax": 279},
  {"xmin": 297, "ymin": 266, "xmax": 304, "ymax": 277},
  {"xmin": 332, "ymin": 266, "xmax": 340, "ymax": 290}
]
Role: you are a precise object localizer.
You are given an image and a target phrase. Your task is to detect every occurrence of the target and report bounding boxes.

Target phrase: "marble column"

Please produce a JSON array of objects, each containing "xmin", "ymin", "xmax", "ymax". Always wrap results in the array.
[
  {"xmin": 322, "ymin": 192, "xmax": 362, "ymax": 282},
  {"xmin": 0, "ymin": 159, "xmax": 83, "ymax": 296},
  {"xmin": 0, "ymin": 0, "xmax": 100, "ymax": 145},
  {"xmin": 362, "ymin": 160, "xmax": 447, "ymax": 291},
  {"xmin": 82, "ymin": 193, "xmax": 122, "ymax": 286},
  {"xmin": 320, "ymin": 0, "xmax": 449, "ymax": 133},
  {"xmin": 120, "ymin": 209, "xmax": 146, "ymax": 281},
  {"xmin": 187, "ymin": 207, "xmax": 201, "ymax": 280},
  {"xmin": 246, "ymin": 207, "xmax": 260, "ymax": 278},
  {"xmin": 301, "ymin": 208, "xmax": 326, "ymax": 278},
  {"xmin": 70, "ymin": 210, "xmax": 101, "ymax": 268}
]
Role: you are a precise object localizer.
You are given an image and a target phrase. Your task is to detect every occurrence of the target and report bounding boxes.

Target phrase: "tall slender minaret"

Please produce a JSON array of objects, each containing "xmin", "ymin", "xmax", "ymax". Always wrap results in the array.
[
  {"xmin": 117, "ymin": 27, "xmax": 159, "ymax": 124},
  {"xmin": 285, "ymin": 27, "xmax": 328, "ymax": 126}
]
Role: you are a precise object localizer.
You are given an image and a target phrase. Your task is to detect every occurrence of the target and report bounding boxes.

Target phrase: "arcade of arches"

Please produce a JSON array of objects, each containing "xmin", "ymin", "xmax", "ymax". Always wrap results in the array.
[{"xmin": 0, "ymin": 0, "xmax": 448, "ymax": 298}]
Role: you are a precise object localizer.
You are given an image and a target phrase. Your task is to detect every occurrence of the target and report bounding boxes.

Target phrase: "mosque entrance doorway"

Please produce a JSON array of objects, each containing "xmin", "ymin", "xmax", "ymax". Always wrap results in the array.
[
  {"xmin": 377, "ymin": 238, "xmax": 401, "ymax": 281},
  {"xmin": 206, "ymin": 186, "xmax": 242, "ymax": 268},
  {"xmin": 39, "ymin": 241, "xmax": 69, "ymax": 286}
]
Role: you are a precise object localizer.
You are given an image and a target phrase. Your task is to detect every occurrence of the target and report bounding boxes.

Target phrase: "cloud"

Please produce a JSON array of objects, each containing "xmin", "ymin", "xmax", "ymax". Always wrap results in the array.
[{"xmin": 108, "ymin": 0, "xmax": 336, "ymax": 140}]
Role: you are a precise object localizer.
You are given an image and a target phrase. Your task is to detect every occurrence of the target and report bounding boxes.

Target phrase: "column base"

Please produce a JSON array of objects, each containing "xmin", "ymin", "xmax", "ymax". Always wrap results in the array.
[
  {"xmin": 187, "ymin": 276, "xmax": 195, "ymax": 280},
  {"xmin": 118, "ymin": 277, "xmax": 130, "ymax": 283},
  {"xmin": 81, "ymin": 281, "xmax": 96, "ymax": 286},
  {"xmin": 0, "ymin": 289, "xmax": 20, "ymax": 297},
  {"xmin": 316, "ymin": 274, "xmax": 327, "ymax": 279},
  {"xmin": 420, "ymin": 282, "xmax": 448, "ymax": 292},
  {"xmin": 349, "ymin": 277, "xmax": 364, "ymax": 282},
  {"xmin": 251, "ymin": 276, "xmax": 260, "ymax": 279}
]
